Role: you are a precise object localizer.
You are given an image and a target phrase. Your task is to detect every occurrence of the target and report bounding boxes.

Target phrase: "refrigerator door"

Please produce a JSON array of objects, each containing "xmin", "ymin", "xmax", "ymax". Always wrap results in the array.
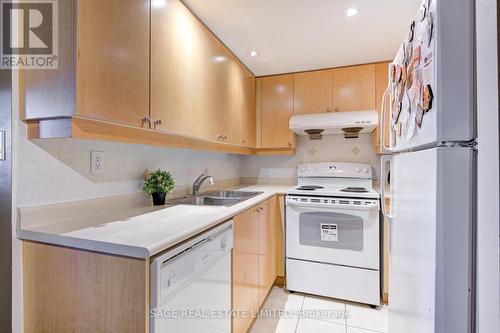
[
  {"xmin": 383, "ymin": 0, "xmax": 475, "ymax": 153},
  {"xmin": 389, "ymin": 147, "xmax": 474, "ymax": 333}
]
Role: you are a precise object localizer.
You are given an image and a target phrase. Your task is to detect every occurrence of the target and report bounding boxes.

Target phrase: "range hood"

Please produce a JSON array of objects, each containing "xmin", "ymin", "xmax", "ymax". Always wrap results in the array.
[{"xmin": 289, "ymin": 110, "xmax": 379, "ymax": 139}]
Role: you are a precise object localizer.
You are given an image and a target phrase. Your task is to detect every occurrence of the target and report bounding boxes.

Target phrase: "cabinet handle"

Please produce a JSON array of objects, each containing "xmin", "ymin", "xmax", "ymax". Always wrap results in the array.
[
  {"xmin": 153, "ymin": 119, "xmax": 162, "ymax": 129},
  {"xmin": 334, "ymin": 108, "xmax": 340, "ymax": 112},
  {"xmin": 141, "ymin": 116, "xmax": 151, "ymax": 128},
  {"xmin": 216, "ymin": 134, "xmax": 222, "ymax": 141},
  {"xmin": 326, "ymin": 107, "xmax": 332, "ymax": 113},
  {"xmin": 222, "ymin": 135, "xmax": 227, "ymax": 141},
  {"xmin": 241, "ymin": 139, "xmax": 246, "ymax": 144},
  {"xmin": 287, "ymin": 142, "xmax": 292, "ymax": 147}
]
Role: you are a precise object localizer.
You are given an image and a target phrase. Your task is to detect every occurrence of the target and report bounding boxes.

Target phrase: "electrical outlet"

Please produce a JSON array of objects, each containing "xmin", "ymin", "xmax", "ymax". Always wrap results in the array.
[{"xmin": 90, "ymin": 151, "xmax": 104, "ymax": 174}]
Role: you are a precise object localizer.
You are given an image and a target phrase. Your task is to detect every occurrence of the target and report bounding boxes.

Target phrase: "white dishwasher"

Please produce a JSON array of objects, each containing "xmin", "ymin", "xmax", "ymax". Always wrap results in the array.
[{"xmin": 150, "ymin": 221, "xmax": 233, "ymax": 333}]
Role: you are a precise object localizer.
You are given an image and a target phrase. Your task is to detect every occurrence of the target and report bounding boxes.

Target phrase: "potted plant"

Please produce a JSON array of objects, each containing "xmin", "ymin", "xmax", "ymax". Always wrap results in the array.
[{"xmin": 143, "ymin": 169, "xmax": 175, "ymax": 206}]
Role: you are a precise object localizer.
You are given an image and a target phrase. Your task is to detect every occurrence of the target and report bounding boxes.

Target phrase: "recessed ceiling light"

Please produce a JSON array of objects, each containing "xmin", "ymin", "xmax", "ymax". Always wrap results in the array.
[
  {"xmin": 344, "ymin": 7, "xmax": 358, "ymax": 17},
  {"xmin": 249, "ymin": 51, "xmax": 259, "ymax": 57}
]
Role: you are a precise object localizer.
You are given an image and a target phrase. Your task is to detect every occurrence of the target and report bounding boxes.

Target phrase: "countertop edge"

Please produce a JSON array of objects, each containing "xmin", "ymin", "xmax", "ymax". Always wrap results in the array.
[{"xmin": 17, "ymin": 187, "xmax": 289, "ymax": 258}]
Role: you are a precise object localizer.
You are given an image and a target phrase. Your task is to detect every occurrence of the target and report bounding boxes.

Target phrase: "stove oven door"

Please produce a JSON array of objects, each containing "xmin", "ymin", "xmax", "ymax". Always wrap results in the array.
[{"xmin": 286, "ymin": 199, "xmax": 380, "ymax": 270}]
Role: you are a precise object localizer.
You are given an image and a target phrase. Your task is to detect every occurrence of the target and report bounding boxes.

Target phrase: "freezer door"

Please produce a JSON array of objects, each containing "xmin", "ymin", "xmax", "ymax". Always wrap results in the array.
[
  {"xmin": 386, "ymin": 0, "xmax": 475, "ymax": 152},
  {"xmin": 389, "ymin": 147, "xmax": 474, "ymax": 333}
]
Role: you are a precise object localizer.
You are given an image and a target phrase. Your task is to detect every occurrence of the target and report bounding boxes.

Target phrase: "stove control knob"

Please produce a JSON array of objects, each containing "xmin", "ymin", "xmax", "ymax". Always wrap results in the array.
[
  {"xmin": 306, "ymin": 166, "xmax": 312, "ymax": 172},
  {"xmin": 362, "ymin": 167, "xmax": 369, "ymax": 173},
  {"xmin": 300, "ymin": 166, "xmax": 306, "ymax": 173},
  {"xmin": 356, "ymin": 167, "xmax": 361, "ymax": 172}
]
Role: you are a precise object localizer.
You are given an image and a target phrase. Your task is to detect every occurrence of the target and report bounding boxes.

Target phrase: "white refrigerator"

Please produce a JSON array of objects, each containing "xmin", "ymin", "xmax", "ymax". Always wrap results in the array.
[{"xmin": 379, "ymin": 0, "xmax": 475, "ymax": 332}]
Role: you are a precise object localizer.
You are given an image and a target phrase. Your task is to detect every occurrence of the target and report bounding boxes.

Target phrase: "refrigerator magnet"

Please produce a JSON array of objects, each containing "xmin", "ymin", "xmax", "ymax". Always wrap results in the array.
[
  {"xmin": 406, "ymin": 63, "xmax": 414, "ymax": 90},
  {"xmin": 390, "ymin": 64, "xmax": 396, "ymax": 83},
  {"xmin": 413, "ymin": 46, "xmax": 421, "ymax": 68},
  {"xmin": 424, "ymin": 13, "xmax": 434, "ymax": 47},
  {"xmin": 415, "ymin": 104, "xmax": 425, "ymax": 128},
  {"xmin": 395, "ymin": 65, "xmax": 402, "ymax": 83},
  {"xmin": 401, "ymin": 63, "xmax": 408, "ymax": 85},
  {"xmin": 419, "ymin": 5, "xmax": 427, "ymax": 22},
  {"xmin": 407, "ymin": 21, "xmax": 416, "ymax": 42},
  {"xmin": 422, "ymin": 85, "xmax": 434, "ymax": 112}
]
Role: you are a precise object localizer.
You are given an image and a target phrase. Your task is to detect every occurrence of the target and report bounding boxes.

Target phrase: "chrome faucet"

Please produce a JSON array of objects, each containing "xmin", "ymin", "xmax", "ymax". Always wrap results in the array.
[{"xmin": 192, "ymin": 173, "xmax": 214, "ymax": 195}]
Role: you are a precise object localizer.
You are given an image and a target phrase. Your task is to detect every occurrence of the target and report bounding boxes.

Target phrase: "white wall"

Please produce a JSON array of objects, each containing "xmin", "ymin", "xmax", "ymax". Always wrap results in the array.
[
  {"xmin": 241, "ymin": 134, "xmax": 381, "ymax": 182},
  {"xmin": 476, "ymin": 0, "xmax": 500, "ymax": 331}
]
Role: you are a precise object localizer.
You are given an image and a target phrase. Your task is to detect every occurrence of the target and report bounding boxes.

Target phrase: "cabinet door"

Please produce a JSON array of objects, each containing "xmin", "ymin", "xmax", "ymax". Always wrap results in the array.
[
  {"xmin": 234, "ymin": 73, "xmax": 256, "ymax": 147},
  {"xmin": 373, "ymin": 62, "xmax": 391, "ymax": 154},
  {"xmin": 233, "ymin": 207, "xmax": 259, "ymax": 333},
  {"xmin": 150, "ymin": 0, "xmax": 193, "ymax": 135},
  {"xmin": 332, "ymin": 64, "xmax": 376, "ymax": 112},
  {"xmin": 258, "ymin": 198, "xmax": 277, "ymax": 307},
  {"xmin": 76, "ymin": 0, "xmax": 150, "ymax": 127},
  {"xmin": 293, "ymin": 70, "xmax": 333, "ymax": 114},
  {"xmin": 260, "ymin": 75, "xmax": 295, "ymax": 148}
]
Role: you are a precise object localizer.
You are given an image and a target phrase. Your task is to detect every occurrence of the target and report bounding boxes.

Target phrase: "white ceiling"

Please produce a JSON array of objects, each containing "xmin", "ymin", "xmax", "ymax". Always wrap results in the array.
[{"xmin": 182, "ymin": 0, "xmax": 421, "ymax": 76}]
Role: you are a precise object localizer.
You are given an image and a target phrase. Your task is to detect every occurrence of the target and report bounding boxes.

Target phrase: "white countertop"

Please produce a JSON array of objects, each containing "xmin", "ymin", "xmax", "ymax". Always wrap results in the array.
[{"xmin": 17, "ymin": 185, "xmax": 292, "ymax": 258}]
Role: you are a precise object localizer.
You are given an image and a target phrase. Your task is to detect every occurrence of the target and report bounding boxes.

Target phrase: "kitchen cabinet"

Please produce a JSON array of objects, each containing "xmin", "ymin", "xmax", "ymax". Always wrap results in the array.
[
  {"xmin": 23, "ymin": 0, "xmax": 257, "ymax": 155},
  {"xmin": 23, "ymin": 241, "xmax": 149, "ymax": 332},
  {"xmin": 258, "ymin": 197, "xmax": 277, "ymax": 306},
  {"xmin": 373, "ymin": 62, "xmax": 392, "ymax": 154},
  {"xmin": 76, "ymin": 0, "xmax": 150, "ymax": 127},
  {"xmin": 232, "ymin": 197, "xmax": 278, "ymax": 333},
  {"xmin": 232, "ymin": 206, "xmax": 260, "ymax": 333},
  {"xmin": 293, "ymin": 69, "xmax": 333, "ymax": 114},
  {"xmin": 259, "ymin": 75, "xmax": 296, "ymax": 149},
  {"xmin": 151, "ymin": 0, "xmax": 255, "ymax": 146},
  {"xmin": 332, "ymin": 64, "xmax": 376, "ymax": 112}
]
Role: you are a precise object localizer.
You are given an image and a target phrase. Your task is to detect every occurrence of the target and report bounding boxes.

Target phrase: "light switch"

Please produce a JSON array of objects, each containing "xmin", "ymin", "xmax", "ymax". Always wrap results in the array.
[{"xmin": 0, "ymin": 130, "xmax": 5, "ymax": 161}]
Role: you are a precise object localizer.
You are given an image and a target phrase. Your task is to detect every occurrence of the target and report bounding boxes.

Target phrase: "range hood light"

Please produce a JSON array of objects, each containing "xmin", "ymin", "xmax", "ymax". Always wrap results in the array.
[
  {"xmin": 304, "ymin": 129, "xmax": 325, "ymax": 140},
  {"xmin": 342, "ymin": 127, "xmax": 363, "ymax": 139}
]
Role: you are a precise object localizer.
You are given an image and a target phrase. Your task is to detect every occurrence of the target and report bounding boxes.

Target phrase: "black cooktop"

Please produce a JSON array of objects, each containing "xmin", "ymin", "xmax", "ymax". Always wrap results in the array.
[
  {"xmin": 296, "ymin": 185, "xmax": 324, "ymax": 191},
  {"xmin": 339, "ymin": 187, "xmax": 369, "ymax": 193}
]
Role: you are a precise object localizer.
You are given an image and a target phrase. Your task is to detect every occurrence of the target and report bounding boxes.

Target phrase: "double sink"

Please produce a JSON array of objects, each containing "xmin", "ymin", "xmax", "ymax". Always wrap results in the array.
[{"xmin": 167, "ymin": 190, "xmax": 264, "ymax": 207}]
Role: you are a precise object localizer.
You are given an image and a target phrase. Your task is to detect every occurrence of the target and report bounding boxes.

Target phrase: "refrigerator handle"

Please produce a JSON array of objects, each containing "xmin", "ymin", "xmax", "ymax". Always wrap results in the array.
[
  {"xmin": 380, "ymin": 66, "xmax": 393, "ymax": 154},
  {"xmin": 380, "ymin": 155, "xmax": 394, "ymax": 221}
]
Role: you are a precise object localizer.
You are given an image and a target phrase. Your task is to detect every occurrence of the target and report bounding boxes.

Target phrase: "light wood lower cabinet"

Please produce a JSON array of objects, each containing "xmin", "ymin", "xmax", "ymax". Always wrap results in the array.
[
  {"xmin": 232, "ymin": 207, "xmax": 260, "ymax": 333},
  {"xmin": 232, "ymin": 197, "xmax": 278, "ymax": 333},
  {"xmin": 23, "ymin": 241, "xmax": 149, "ymax": 333}
]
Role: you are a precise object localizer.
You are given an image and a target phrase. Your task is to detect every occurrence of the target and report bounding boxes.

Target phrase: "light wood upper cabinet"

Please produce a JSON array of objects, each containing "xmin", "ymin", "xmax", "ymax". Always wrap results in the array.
[
  {"xmin": 232, "ymin": 207, "xmax": 259, "ymax": 333},
  {"xmin": 260, "ymin": 75, "xmax": 295, "ymax": 149},
  {"xmin": 76, "ymin": 0, "xmax": 150, "ymax": 127},
  {"xmin": 235, "ymin": 74, "xmax": 256, "ymax": 147},
  {"xmin": 373, "ymin": 62, "xmax": 391, "ymax": 154},
  {"xmin": 332, "ymin": 64, "xmax": 376, "ymax": 112},
  {"xmin": 258, "ymin": 197, "xmax": 277, "ymax": 307},
  {"xmin": 293, "ymin": 69, "xmax": 333, "ymax": 114},
  {"xmin": 150, "ymin": 0, "xmax": 193, "ymax": 135},
  {"xmin": 151, "ymin": 0, "xmax": 255, "ymax": 145}
]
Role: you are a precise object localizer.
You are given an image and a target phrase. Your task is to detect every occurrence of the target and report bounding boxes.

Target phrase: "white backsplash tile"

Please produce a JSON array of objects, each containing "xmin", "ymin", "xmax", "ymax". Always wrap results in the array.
[{"xmin": 242, "ymin": 134, "xmax": 381, "ymax": 182}]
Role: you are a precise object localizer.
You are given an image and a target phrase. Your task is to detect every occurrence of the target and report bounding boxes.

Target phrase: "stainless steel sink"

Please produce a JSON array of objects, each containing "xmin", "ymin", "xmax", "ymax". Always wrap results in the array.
[
  {"xmin": 167, "ymin": 190, "xmax": 263, "ymax": 207},
  {"xmin": 203, "ymin": 190, "xmax": 263, "ymax": 199}
]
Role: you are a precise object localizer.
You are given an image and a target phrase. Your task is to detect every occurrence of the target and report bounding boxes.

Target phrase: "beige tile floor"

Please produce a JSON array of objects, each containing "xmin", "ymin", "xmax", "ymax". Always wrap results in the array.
[{"xmin": 250, "ymin": 287, "xmax": 388, "ymax": 333}]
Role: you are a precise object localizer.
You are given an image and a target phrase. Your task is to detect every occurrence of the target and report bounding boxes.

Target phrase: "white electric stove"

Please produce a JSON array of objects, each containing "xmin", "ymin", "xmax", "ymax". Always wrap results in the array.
[{"xmin": 285, "ymin": 162, "xmax": 381, "ymax": 306}]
